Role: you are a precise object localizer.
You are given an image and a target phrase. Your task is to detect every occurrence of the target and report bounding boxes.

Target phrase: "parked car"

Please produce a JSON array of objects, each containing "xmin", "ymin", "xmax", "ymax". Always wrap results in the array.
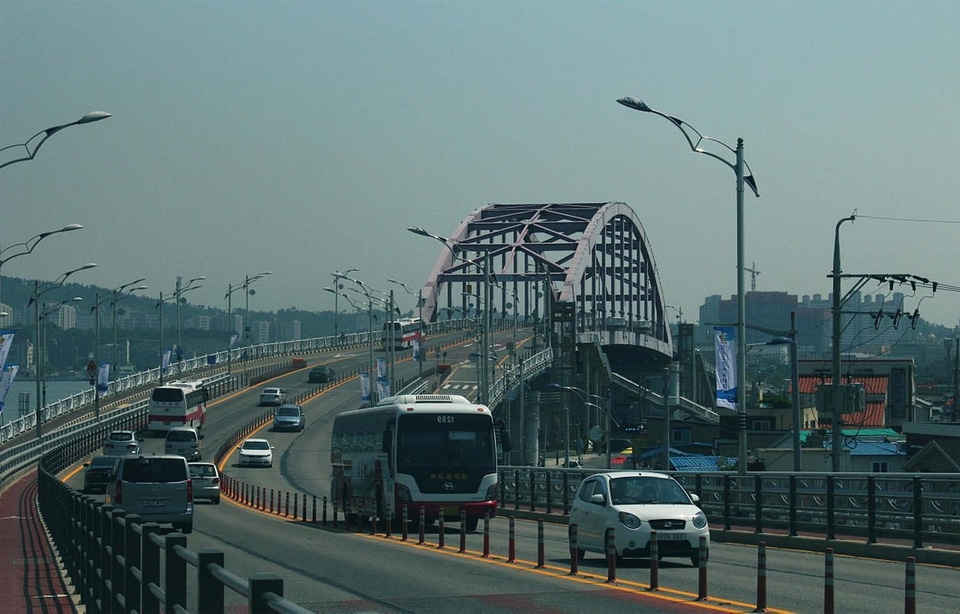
[
  {"xmin": 568, "ymin": 471, "xmax": 709, "ymax": 566},
  {"xmin": 164, "ymin": 426, "xmax": 204, "ymax": 461},
  {"xmin": 273, "ymin": 404, "xmax": 305, "ymax": 432},
  {"xmin": 308, "ymin": 365, "xmax": 336, "ymax": 383},
  {"xmin": 82, "ymin": 455, "xmax": 118, "ymax": 494},
  {"xmin": 103, "ymin": 430, "xmax": 142, "ymax": 456},
  {"xmin": 258, "ymin": 387, "xmax": 287, "ymax": 406},
  {"xmin": 237, "ymin": 438, "xmax": 274, "ymax": 467},
  {"xmin": 106, "ymin": 455, "xmax": 194, "ymax": 533},
  {"xmin": 188, "ymin": 462, "xmax": 221, "ymax": 504}
]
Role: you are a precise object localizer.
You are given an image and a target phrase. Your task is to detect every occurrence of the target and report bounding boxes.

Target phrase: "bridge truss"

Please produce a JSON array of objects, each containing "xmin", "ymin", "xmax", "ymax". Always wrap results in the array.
[{"xmin": 419, "ymin": 202, "xmax": 673, "ymax": 357}]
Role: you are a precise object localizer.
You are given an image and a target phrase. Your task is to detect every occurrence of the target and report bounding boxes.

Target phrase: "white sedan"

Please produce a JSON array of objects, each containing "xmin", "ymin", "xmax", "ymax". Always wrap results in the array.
[
  {"xmin": 237, "ymin": 438, "xmax": 274, "ymax": 468},
  {"xmin": 568, "ymin": 471, "xmax": 710, "ymax": 566}
]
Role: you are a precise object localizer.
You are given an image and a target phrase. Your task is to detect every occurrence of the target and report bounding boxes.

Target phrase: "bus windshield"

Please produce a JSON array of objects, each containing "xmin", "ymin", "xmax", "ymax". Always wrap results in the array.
[{"xmin": 395, "ymin": 413, "xmax": 496, "ymax": 473}]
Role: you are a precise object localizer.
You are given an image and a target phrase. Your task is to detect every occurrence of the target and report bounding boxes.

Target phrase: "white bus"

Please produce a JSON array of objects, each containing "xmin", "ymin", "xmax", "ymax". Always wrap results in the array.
[
  {"xmin": 331, "ymin": 394, "xmax": 499, "ymax": 531},
  {"xmin": 381, "ymin": 318, "xmax": 422, "ymax": 350},
  {"xmin": 147, "ymin": 375, "xmax": 221, "ymax": 432}
]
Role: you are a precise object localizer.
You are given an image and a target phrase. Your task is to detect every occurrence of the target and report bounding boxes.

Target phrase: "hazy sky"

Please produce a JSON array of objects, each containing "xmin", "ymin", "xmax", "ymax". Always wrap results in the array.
[{"xmin": 2, "ymin": 2, "xmax": 958, "ymax": 329}]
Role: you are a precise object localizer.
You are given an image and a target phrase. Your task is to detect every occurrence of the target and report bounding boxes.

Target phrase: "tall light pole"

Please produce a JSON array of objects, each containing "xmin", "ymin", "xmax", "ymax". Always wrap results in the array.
[
  {"xmin": 408, "ymin": 225, "xmax": 494, "ymax": 404},
  {"xmin": 40, "ymin": 296, "xmax": 83, "ymax": 409},
  {"xmin": 0, "ymin": 224, "xmax": 83, "ymax": 307},
  {"xmin": 831, "ymin": 214, "xmax": 856, "ymax": 472},
  {"xmin": 241, "ymin": 272, "xmax": 272, "ymax": 346},
  {"xmin": 156, "ymin": 292, "xmax": 176, "ymax": 385},
  {"xmin": 30, "ymin": 262, "xmax": 97, "ymax": 438},
  {"xmin": 111, "ymin": 280, "xmax": 148, "ymax": 380},
  {"xmin": 0, "ymin": 111, "xmax": 111, "ymax": 171},
  {"xmin": 389, "ymin": 278, "xmax": 425, "ymax": 378},
  {"xmin": 618, "ymin": 96, "xmax": 759, "ymax": 475},
  {"xmin": 332, "ymin": 269, "xmax": 359, "ymax": 344},
  {"xmin": 332, "ymin": 275, "xmax": 380, "ymax": 402},
  {"xmin": 175, "ymin": 276, "xmax": 205, "ymax": 359}
]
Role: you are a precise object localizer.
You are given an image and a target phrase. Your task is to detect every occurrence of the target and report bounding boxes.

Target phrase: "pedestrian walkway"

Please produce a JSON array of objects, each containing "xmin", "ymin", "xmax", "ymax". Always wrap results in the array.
[{"xmin": 0, "ymin": 469, "xmax": 78, "ymax": 614}]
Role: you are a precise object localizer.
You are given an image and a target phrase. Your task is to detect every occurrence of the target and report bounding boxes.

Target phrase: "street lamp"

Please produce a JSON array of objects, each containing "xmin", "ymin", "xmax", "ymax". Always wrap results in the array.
[
  {"xmin": 408, "ymin": 225, "xmax": 494, "ymax": 404},
  {"xmin": 241, "ymin": 272, "xmax": 271, "ymax": 346},
  {"xmin": 174, "ymin": 276, "xmax": 205, "ymax": 360},
  {"xmin": 332, "ymin": 268, "xmax": 359, "ymax": 344},
  {"xmin": 389, "ymin": 278, "xmax": 425, "ymax": 378},
  {"xmin": 39, "ymin": 296, "xmax": 83, "ymax": 409},
  {"xmin": 0, "ymin": 224, "xmax": 83, "ymax": 307},
  {"xmin": 111, "ymin": 280, "xmax": 148, "ymax": 380},
  {"xmin": 0, "ymin": 111, "xmax": 112, "ymax": 171},
  {"xmin": 618, "ymin": 96, "xmax": 759, "ymax": 475},
  {"xmin": 831, "ymin": 214, "xmax": 857, "ymax": 472},
  {"xmin": 328, "ymin": 275, "xmax": 378, "ymax": 403},
  {"xmin": 30, "ymin": 262, "xmax": 97, "ymax": 438},
  {"xmin": 546, "ymin": 383, "xmax": 618, "ymax": 469}
]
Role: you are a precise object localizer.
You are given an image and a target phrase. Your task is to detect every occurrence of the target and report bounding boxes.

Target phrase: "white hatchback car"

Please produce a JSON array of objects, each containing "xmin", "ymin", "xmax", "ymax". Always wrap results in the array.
[{"xmin": 568, "ymin": 471, "xmax": 709, "ymax": 566}]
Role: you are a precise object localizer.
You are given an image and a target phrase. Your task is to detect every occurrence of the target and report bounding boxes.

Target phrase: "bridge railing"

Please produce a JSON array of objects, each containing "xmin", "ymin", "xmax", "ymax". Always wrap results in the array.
[
  {"xmin": 487, "ymin": 348, "xmax": 554, "ymax": 409},
  {"xmin": 497, "ymin": 466, "xmax": 960, "ymax": 550}
]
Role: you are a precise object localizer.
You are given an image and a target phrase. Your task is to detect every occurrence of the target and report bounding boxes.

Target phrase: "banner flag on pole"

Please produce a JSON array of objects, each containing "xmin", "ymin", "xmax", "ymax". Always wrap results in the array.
[
  {"xmin": 412, "ymin": 338, "xmax": 421, "ymax": 362},
  {"xmin": 376, "ymin": 357, "xmax": 387, "ymax": 379},
  {"xmin": 98, "ymin": 363, "xmax": 111, "ymax": 393},
  {"xmin": 0, "ymin": 329, "xmax": 14, "ymax": 372},
  {"xmin": 229, "ymin": 333, "xmax": 239, "ymax": 349},
  {"xmin": 359, "ymin": 372, "xmax": 371, "ymax": 402},
  {"xmin": 162, "ymin": 350, "xmax": 171, "ymax": 374},
  {"xmin": 377, "ymin": 377, "xmax": 390, "ymax": 400},
  {"xmin": 0, "ymin": 364, "xmax": 19, "ymax": 414},
  {"xmin": 714, "ymin": 326, "xmax": 738, "ymax": 410}
]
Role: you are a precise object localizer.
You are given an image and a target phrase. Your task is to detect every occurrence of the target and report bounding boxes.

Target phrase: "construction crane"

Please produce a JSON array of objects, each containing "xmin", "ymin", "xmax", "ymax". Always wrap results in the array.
[{"xmin": 744, "ymin": 261, "xmax": 761, "ymax": 291}]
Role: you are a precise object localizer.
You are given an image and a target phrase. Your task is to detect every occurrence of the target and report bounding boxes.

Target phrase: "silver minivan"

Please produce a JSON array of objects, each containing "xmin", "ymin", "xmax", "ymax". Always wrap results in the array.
[
  {"xmin": 164, "ymin": 426, "xmax": 203, "ymax": 461},
  {"xmin": 106, "ymin": 455, "xmax": 194, "ymax": 533}
]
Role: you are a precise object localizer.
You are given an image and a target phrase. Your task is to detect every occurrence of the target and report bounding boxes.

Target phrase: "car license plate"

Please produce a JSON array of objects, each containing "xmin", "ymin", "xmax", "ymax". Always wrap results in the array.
[
  {"xmin": 142, "ymin": 499, "xmax": 166, "ymax": 508},
  {"xmin": 657, "ymin": 532, "xmax": 686, "ymax": 541},
  {"xmin": 441, "ymin": 505, "xmax": 460, "ymax": 516}
]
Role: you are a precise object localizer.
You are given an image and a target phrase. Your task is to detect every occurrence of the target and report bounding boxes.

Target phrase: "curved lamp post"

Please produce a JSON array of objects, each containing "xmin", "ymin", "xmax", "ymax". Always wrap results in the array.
[
  {"xmin": 174, "ymin": 276, "xmax": 205, "ymax": 359},
  {"xmin": 389, "ymin": 278, "xmax": 425, "ymax": 377},
  {"xmin": 1, "ymin": 112, "xmax": 112, "ymax": 170},
  {"xmin": 618, "ymin": 96, "xmax": 759, "ymax": 475},
  {"xmin": 111, "ymin": 281, "xmax": 148, "ymax": 381},
  {"xmin": 408, "ymin": 225, "xmax": 493, "ymax": 404},
  {"xmin": 224, "ymin": 272, "xmax": 270, "ymax": 372},
  {"xmin": 331, "ymin": 268, "xmax": 359, "ymax": 344},
  {"xmin": 0, "ymin": 224, "xmax": 83, "ymax": 307},
  {"xmin": 29, "ymin": 262, "xmax": 97, "ymax": 438}
]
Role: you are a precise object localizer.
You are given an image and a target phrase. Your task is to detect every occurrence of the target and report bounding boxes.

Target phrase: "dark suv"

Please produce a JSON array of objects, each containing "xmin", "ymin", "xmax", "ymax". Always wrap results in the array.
[
  {"xmin": 308, "ymin": 365, "xmax": 336, "ymax": 383},
  {"xmin": 106, "ymin": 455, "xmax": 194, "ymax": 533}
]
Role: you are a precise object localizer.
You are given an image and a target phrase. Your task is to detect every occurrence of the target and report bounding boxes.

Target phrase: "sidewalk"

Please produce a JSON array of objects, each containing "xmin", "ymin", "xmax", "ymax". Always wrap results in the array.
[{"xmin": 0, "ymin": 469, "xmax": 78, "ymax": 613}]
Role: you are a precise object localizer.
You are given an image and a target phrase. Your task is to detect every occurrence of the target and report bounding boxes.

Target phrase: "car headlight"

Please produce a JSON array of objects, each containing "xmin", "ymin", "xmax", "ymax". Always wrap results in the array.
[
  {"xmin": 618, "ymin": 512, "xmax": 641, "ymax": 529},
  {"xmin": 692, "ymin": 511, "xmax": 708, "ymax": 529}
]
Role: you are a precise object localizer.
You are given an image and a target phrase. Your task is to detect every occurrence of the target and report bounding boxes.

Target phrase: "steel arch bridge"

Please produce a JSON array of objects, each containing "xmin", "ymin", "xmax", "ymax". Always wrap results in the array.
[{"xmin": 418, "ymin": 202, "xmax": 673, "ymax": 358}]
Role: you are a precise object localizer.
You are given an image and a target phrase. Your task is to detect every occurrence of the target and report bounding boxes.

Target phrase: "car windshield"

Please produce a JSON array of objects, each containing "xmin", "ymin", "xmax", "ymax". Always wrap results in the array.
[
  {"xmin": 108, "ymin": 432, "xmax": 132, "ymax": 441},
  {"xmin": 276, "ymin": 407, "xmax": 299, "ymax": 416},
  {"xmin": 120, "ymin": 458, "xmax": 186, "ymax": 483},
  {"xmin": 263, "ymin": 389, "xmax": 280, "ymax": 395},
  {"xmin": 243, "ymin": 441, "xmax": 270, "ymax": 451},
  {"xmin": 608, "ymin": 477, "xmax": 691, "ymax": 505},
  {"xmin": 89, "ymin": 457, "xmax": 116, "ymax": 469},
  {"xmin": 167, "ymin": 430, "xmax": 195, "ymax": 441}
]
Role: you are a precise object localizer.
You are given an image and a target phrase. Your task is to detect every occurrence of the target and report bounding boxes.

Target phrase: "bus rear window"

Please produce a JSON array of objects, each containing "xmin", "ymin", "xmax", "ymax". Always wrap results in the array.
[{"xmin": 151, "ymin": 388, "xmax": 186, "ymax": 402}]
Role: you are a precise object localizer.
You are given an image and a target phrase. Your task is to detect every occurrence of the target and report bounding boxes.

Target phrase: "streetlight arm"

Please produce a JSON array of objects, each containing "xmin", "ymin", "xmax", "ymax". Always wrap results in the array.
[
  {"xmin": 1, "ymin": 112, "xmax": 112, "ymax": 170},
  {"xmin": 618, "ymin": 97, "xmax": 759, "ymax": 197}
]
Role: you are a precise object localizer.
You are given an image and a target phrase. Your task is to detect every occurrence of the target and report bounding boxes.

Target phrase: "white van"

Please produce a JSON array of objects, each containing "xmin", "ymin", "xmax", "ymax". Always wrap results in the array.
[{"xmin": 164, "ymin": 426, "xmax": 203, "ymax": 461}]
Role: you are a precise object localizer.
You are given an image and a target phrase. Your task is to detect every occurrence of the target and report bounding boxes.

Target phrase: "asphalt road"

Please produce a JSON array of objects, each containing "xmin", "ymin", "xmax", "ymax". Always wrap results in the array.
[{"xmin": 62, "ymin": 334, "xmax": 960, "ymax": 613}]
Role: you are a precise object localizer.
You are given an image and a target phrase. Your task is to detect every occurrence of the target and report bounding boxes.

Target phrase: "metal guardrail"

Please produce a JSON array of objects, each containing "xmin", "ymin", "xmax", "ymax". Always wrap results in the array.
[
  {"xmin": 611, "ymin": 372, "xmax": 720, "ymax": 423},
  {"xmin": 497, "ymin": 466, "xmax": 960, "ymax": 551},
  {"xmin": 487, "ymin": 348, "xmax": 554, "ymax": 409}
]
